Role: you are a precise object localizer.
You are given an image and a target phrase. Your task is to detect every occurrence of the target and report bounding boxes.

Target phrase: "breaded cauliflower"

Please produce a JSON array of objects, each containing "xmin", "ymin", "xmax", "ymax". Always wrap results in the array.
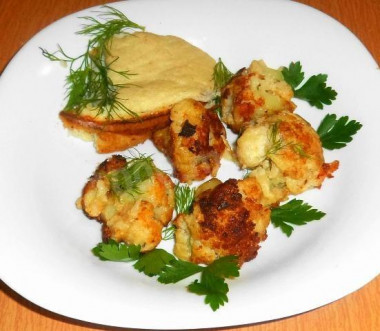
[
  {"xmin": 152, "ymin": 98, "xmax": 226, "ymax": 183},
  {"xmin": 78, "ymin": 155, "xmax": 175, "ymax": 251},
  {"xmin": 173, "ymin": 178, "xmax": 270, "ymax": 266},
  {"xmin": 236, "ymin": 111, "xmax": 339, "ymax": 203},
  {"xmin": 221, "ymin": 60, "xmax": 296, "ymax": 132}
]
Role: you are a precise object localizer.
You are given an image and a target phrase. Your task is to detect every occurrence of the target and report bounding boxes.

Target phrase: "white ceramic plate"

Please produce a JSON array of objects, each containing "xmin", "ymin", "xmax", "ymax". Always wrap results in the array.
[{"xmin": 1, "ymin": 0, "xmax": 379, "ymax": 329}]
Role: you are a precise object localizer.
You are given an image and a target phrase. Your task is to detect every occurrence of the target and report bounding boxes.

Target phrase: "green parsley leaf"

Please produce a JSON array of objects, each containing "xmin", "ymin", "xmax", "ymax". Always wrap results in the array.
[
  {"xmin": 282, "ymin": 61, "xmax": 337, "ymax": 109},
  {"xmin": 187, "ymin": 256, "xmax": 239, "ymax": 311},
  {"xmin": 281, "ymin": 61, "xmax": 304, "ymax": 89},
  {"xmin": 91, "ymin": 241, "xmax": 240, "ymax": 311},
  {"xmin": 206, "ymin": 255, "xmax": 240, "ymax": 279},
  {"xmin": 133, "ymin": 249, "xmax": 175, "ymax": 276},
  {"xmin": 158, "ymin": 259, "xmax": 204, "ymax": 284},
  {"xmin": 174, "ymin": 184, "xmax": 195, "ymax": 214},
  {"xmin": 188, "ymin": 271, "xmax": 229, "ymax": 311},
  {"xmin": 271, "ymin": 199, "xmax": 326, "ymax": 236},
  {"xmin": 92, "ymin": 239, "xmax": 141, "ymax": 262},
  {"xmin": 294, "ymin": 74, "xmax": 337, "ymax": 109},
  {"xmin": 317, "ymin": 113, "xmax": 362, "ymax": 150}
]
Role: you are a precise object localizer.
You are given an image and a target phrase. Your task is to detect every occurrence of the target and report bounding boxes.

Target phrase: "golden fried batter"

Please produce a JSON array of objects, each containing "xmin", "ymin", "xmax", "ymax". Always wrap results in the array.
[
  {"xmin": 221, "ymin": 60, "xmax": 296, "ymax": 132},
  {"xmin": 237, "ymin": 111, "xmax": 339, "ymax": 203},
  {"xmin": 173, "ymin": 178, "xmax": 270, "ymax": 265},
  {"xmin": 152, "ymin": 99, "xmax": 226, "ymax": 183},
  {"xmin": 78, "ymin": 155, "xmax": 175, "ymax": 251}
]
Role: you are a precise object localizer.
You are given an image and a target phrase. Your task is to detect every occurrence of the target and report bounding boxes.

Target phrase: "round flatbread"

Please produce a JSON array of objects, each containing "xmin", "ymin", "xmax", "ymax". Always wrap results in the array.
[{"xmin": 79, "ymin": 32, "xmax": 216, "ymax": 120}]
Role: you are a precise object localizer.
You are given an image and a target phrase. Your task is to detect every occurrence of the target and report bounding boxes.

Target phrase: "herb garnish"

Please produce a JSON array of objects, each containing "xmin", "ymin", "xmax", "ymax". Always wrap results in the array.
[
  {"xmin": 266, "ymin": 121, "xmax": 288, "ymax": 156},
  {"xmin": 282, "ymin": 61, "xmax": 337, "ymax": 109},
  {"xmin": 212, "ymin": 58, "xmax": 234, "ymax": 117},
  {"xmin": 213, "ymin": 58, "xmax": 234, "ymax": 90},
  {"xmin": 107, "ymin": 154, "xmax": 155, "ymax": 196},
  {"xmin": 266, "ymin": 121, "xmax": 309, "ymax": 158},
  {"xmin": 93, "ymin": 240, "xmax": 240, "ymax": 311},
  {"xmin": 271, "ymin": 199, "xmax": 326, "ymax": 236},
  {"xmin": 41, "ymin": 6, "xmax": 144, "ymax": 118},
  {"xmin": 317, "ymin": 113, "xmax": 362, "ymax": 150},
  {"xmin": 162, "ymin": 225, "xmax": 176, "ymax": 241},
  {"xmin": 174, "ymin": 184, "xmax": 195, "ymax": 214},
  {"xmin": 92, "ymin": 240, "xmax": 141, "ymax": 262}
]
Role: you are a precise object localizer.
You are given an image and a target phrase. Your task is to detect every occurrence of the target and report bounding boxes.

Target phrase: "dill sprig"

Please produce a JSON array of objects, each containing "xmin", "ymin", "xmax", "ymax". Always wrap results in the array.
[
  {"xmin": 174, "ymin": 184, "xmax": 195, "ymax": 214},
  {"xmin": 40, "ymin": 5, "xmax": 144, "ymax": 119},
  {"xmin": 78, "ymin": 6, "xmax": 144, "ymax": 58},
  {"xmin": 107, "ymin": 154, "xmax": 156, "ymax": 196},
  {"xmin": 212, "ymin": 58, "xmax": 233, "ymax": 118},
  {"xmin": 162, "ymin": 225, "xmax": 176, "ymax": 241},
  {"xmin": 213, "ymin": 58, "xmax": 233, "ymax": 90},
  {"xmin": 266, "ymin": 121, "xmax": 288, "ymax": 156},
  {"xmin": 266, "ymin": 121, "xmax": 309, "ymax": 158}
]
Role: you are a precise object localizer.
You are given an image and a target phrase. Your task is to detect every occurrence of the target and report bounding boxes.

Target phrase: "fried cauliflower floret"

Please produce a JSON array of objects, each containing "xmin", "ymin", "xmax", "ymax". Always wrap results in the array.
[
  {"xmin": 152, "ymin": 99, "xmax": 226, "ymax": 183},
  {"xmin": 221, "ymin": 60, "xmax": 296, "ymax": 132},
  {"xmin": 78, "ymin": 155, "xmax": 175, "ymax": 252},
  {"xmin": 173, "ymin": 178, "xmax": 270, "ymax": 266},
  {"xmin": 236, "ymin": 111, "xmax": 339, "ymax": 202}
]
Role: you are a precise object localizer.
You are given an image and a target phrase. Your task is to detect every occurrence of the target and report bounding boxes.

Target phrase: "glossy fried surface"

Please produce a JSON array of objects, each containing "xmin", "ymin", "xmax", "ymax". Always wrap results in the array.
[
  {"xmin": 152, "ymin": 99, "xmax": 226, "ymax": 183},
  {"xmin": 77, "ymin": 155, "xmax": 175, "ymax": 251},
  {"xmin": 221, "ymin": 60, "xmax": 296, "ymax": 132},
  {"xmin": 173, "ymin": 178, "xmax": 270, "ymax": 265},
  {"xmin": 237, "ymin": 111, "xmax": 339, "ymax": 203}
]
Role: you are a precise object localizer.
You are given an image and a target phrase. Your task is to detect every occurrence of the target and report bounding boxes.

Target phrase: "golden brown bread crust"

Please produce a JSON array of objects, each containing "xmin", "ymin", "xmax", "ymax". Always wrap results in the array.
[
  {"xmin": 59, "ymin": 110, "xmax": 171, "ymax": 153},
  {"xmin": 93, "ymin": 131, "xmax": 151, "ymax": 154},
  {"xmin": 78, "ymin": 155, "xmax": 175, "ymax": 251},
  {"xmin": 152, "ymin": 99, "xmax": 226, "ymax": 183},
  {"xmin": 173, "ymin": 178, "xmax": 270, "ymax": 265},
  {"xmin": 59, "ymin": 109, "xmax": 171, "ymax": 133},
  {"xmin": 59, "ymin": 32, "xmax": 216, "ymax": 152}
]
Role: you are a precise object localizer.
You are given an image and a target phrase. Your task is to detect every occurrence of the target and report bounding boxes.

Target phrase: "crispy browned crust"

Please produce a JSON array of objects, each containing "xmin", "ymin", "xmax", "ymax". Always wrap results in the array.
[
  {"xmin": 236, "ymin": 111, "xmax": 339, "ymax": 200},
  {"xmin": 80, "ymin": 155, "xmax": 175, "ymax": 251},
  {"xmin": 221, "ymin": 68, "xmax": 296, "ymax": 132},
  {"xmin": 197, "ymin": 179, "xmax": 268, "ymax": 264},
  {"xmin": 94, "ymin": 131, "xmax": 151, "ymax": 154},
  {"xmin": 91, "ymin": 154, "xmax": 127, "ymax": 177},
  {"xmin": 173, "ymin": 178, "xmax": 270, "ymax": 265},
  {"xmin": 59, "ymin": 110, "xmax": 171, "ymax": 153},
  {"xmin": 151, "ymin": 126, "xmax": 171, "ymax": 156},
  {"xmin": 152, "ymin": 99, "xmax": 226, "ymax": 183},
  {"xmin": 80, "ymin": 155, "xmax": 127, "ymax": 220},
  {"xmin": 59, "ymin": 109, "xmax": 171, "ymax": 133}
]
